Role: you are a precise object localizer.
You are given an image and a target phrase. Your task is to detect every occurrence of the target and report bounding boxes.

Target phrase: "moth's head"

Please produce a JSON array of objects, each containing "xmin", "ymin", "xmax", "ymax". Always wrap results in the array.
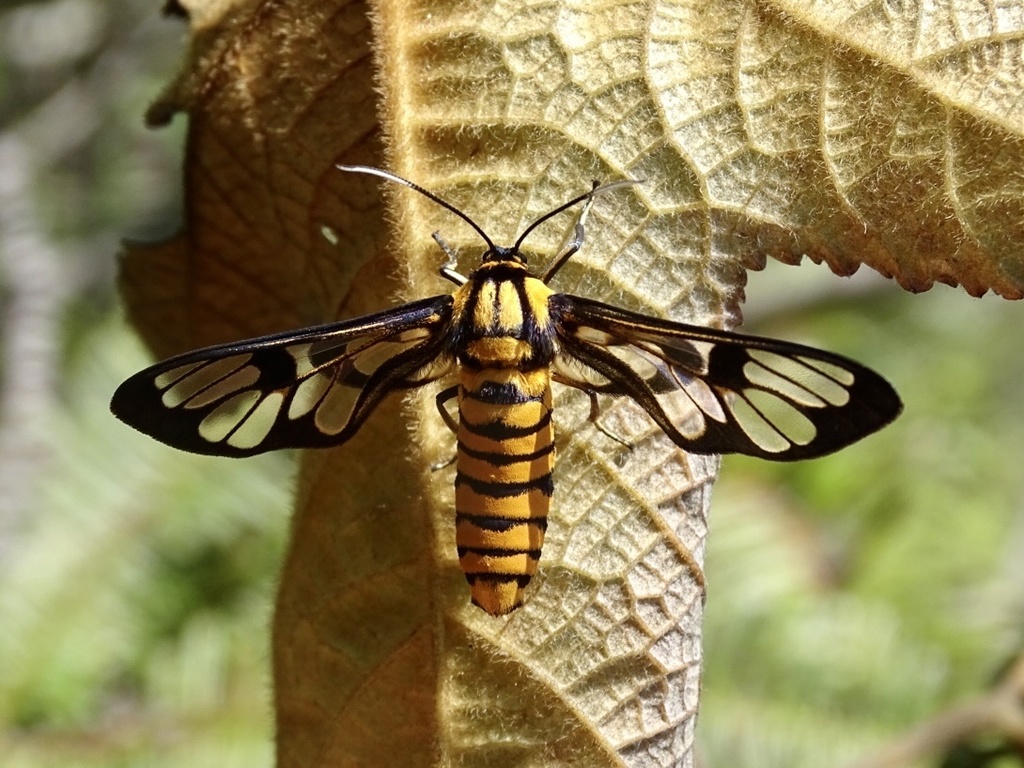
[{"xmin": 481, "ymin": 245, "xmax": 527, "ymax": 266}]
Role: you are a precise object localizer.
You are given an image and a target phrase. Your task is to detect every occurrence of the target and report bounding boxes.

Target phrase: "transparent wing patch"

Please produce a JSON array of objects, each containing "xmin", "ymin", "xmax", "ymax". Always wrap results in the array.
[
  {"xmin": 111, "ymin": 296, "xmax": 455, "ymax": 457},
  {"xmin": 550, "ymin": 295, "xmax": 901, "ymax": 460}
]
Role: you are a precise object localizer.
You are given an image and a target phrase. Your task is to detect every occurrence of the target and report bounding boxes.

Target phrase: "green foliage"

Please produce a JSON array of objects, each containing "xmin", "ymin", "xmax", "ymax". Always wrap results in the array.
[
  {"xmin": 701, "ymin": 264, "xmax": 1024, "ymax": 767},
  {"xmin": 0, "ymin": 2, "xmax": 286, "ymax": 763},
  {"xmin": 0, "ymin": 316, "xmax": 288, "ymax": 767}
]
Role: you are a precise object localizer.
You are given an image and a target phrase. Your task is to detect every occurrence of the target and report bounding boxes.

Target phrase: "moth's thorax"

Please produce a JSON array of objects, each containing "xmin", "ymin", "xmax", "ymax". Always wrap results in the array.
[{"xmin": 452, "ymin": 261, "xmax": 556, "ymax": 368}]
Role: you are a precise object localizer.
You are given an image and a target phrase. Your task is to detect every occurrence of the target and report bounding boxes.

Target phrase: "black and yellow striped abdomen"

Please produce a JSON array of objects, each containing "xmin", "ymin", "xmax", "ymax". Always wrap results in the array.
[
  {"xmin": 455, "ymin": 368, "xmax": 554, "ymax": 615},
  {"xmin": 450, "ymin": 262, "xmax": 558, "ymax": 615}
]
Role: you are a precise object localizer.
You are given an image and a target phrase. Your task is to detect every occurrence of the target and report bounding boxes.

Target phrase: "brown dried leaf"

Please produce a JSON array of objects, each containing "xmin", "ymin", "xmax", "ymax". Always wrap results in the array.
[{"xmin": 123, "ymin": 0, "xmax": 390, "ymax": 359}]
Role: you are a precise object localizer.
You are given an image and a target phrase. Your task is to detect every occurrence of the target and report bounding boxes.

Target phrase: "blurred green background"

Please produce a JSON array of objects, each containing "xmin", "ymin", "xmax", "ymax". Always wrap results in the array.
[
  {"xmin": 1, "ymin": 3, "xmax": 287, "ymax": 766},
  {"xmin": 1, "ymin": 2, "xmax": 1020, "ymax": 767}
]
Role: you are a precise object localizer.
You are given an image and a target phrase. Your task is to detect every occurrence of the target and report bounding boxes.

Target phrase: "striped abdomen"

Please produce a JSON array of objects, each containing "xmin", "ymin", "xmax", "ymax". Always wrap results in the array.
[{"xmin": 455, "ymin": 367, "xmax": 554, "ymax": 615}]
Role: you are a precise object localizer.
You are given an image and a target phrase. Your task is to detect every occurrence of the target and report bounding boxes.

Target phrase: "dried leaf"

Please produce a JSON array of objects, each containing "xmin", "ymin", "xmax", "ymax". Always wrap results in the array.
[
  {"xmin": 118, "ymin": 0, "xmax": 1024, "ymax": 766},
  {"xmin": 123, "ymin": 0, "xmax": 389, "ymax": 358}
]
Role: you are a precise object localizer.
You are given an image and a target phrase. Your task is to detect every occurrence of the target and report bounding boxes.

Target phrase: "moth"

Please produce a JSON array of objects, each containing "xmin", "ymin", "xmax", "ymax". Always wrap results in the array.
[{"xmin": 111, "ymin": 166, "xmax": 902, "ymax": 615}]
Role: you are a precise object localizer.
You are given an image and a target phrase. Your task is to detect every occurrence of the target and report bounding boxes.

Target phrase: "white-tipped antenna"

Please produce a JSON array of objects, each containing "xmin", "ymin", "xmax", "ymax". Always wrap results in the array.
[
  {"xmin": 337, "ymin": 165, "xmax": 496, "ymax": 252},
  {"xmin": 339, "ymin": 165, "xmax": 641, "ymax": 259}
]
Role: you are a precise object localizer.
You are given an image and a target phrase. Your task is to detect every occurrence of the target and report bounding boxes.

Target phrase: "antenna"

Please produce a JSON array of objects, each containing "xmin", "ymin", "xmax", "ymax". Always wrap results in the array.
[
  {"xmin": 337, "ymin": 165, "xmax": 496, "ymax": 252},
  {"xmin": 339, "ymin": 165, "xmax": 640, "ymax": 256}
]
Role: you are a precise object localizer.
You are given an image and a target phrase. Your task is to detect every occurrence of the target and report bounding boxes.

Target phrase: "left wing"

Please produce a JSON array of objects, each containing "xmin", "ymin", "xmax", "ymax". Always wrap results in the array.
[
  {"xmin": 549, "ymin": 294, "xmax": 901, "ymax": 460},
  {"xmin": 111, "ymin": 295, "xmax": 455, "ymax": 457}
]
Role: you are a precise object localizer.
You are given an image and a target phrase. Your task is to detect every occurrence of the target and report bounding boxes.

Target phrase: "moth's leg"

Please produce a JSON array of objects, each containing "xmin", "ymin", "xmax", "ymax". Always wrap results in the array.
[
  {"xmin": 431, "ymin": 454, "xmax": 457, "ymax": 471},
  {"xmin": 540, "ymin": 178, "xmax": 641, "ymax": 282},
  {"xmin": 540, "ymin": 180, "xmax": 600, "ymax": 283},
  {"xmin": 431, "ymin": 384, "xmax": 460, "ymax": 470},
  {"xmin": 433, "ymin": 231, "xmax": 468, "ymax": 286},
  {"xmin": 434, "ymin": 384, "xmax": 459, "ymax": 434},
  {"xmin": 552, "ymin": 373, "xmax": 633, "ymax": 449}
]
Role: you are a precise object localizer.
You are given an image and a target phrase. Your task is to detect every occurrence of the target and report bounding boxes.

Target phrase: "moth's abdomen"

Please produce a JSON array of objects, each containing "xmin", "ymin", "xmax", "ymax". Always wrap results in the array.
[{"xmin": 455, "ymin": 367, "xmax": 554, "ymax": 616}]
